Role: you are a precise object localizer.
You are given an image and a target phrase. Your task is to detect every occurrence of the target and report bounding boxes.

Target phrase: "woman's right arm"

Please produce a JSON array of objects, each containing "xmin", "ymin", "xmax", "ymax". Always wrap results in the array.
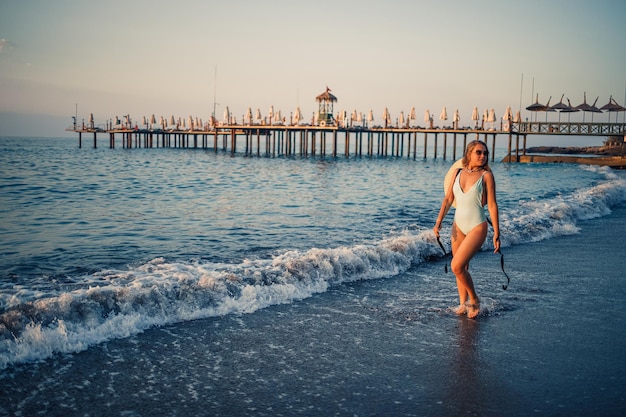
[{"xmin": 433, "ymin": 180, "xmax": 455, "ymax": 237}]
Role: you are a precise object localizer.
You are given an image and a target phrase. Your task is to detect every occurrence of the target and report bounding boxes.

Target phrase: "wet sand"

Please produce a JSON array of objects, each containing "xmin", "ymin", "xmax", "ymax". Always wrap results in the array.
[{"xmin": 1, "ymin": 207, "xmax": 625, "ymax": 417}]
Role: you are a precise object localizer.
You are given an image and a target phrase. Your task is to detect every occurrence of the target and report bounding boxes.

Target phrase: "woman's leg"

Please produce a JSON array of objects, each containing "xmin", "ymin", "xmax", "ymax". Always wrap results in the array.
[{"xmin": 451, "ymin": 222, "xmax": 488, "ymax": 318}]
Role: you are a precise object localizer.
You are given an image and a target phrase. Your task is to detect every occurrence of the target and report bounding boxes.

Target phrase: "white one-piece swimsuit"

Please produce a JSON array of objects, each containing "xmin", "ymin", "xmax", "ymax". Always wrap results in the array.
[{"xmin": 453, "ymin": 171, "xmax": 487, "ymax": 235}]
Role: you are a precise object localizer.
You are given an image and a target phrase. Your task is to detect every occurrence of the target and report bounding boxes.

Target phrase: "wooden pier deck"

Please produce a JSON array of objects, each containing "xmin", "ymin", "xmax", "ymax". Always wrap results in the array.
[{"xmin": 67, "ymin": 120, "xmax": 626, "ymax": 163}]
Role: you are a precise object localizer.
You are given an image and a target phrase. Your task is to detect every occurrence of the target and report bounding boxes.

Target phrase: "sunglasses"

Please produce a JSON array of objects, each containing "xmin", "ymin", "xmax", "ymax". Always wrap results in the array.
[{"xmin": 475, "ymin": 150, "xmax": 489, "ymax": 156}]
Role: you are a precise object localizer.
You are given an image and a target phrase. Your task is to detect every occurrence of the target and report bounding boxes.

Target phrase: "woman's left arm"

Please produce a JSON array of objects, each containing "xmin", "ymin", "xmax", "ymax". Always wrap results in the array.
[{"xmin": 484, "ymin": 171, "xmax": 501, "ymax": 253}]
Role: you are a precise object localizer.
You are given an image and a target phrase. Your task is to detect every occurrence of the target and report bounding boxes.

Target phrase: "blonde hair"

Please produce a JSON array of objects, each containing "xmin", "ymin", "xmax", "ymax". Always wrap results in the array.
[{"xmin": 462, "ymin": 140, "xmax": 491, "ymax": 171}]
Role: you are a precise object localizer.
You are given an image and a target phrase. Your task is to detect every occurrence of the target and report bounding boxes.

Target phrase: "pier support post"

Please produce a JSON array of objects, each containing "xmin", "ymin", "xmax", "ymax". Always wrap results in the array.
[
  {"xmin": 452, "ymin": 133, "xmax": 457, "ymax": 160},
  {"xmin": 507, "ymin": 133, "xmax": 512, "ymax": 163}
]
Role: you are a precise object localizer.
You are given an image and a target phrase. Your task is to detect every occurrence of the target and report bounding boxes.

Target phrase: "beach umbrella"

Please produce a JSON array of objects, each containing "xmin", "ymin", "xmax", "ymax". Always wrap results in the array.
[
  {"xmin": 187, "ymin": 116, "xmax": 193, "ymax": 130},
  {"xmin": 382, "ymin": 107, "xmax": 390, "ymax": 127},
  {"xmin": 482, "ymin": 109, "xmax": 489, "ymax": 129},
  {"xmin": 89, "ymin": 113, "xmax": 94, "ymax": 128},
  {"xmin": 170, "ymin": 115, "xmax": 176, "ymax": 127},
  {"xmin": 559, "ymin": 98, "xmax": 580, "ymax": 122},
  {"xmin": 439, "ymin": 107, "xmax": 447, "ymax": 121},
  {"xmin": 550, "ymin": 94, "xmax": 573, "ymax": 122},
  {"xmin": 526, "ymin": 94, "xmax": 548, "ymax": 122},
  {"xmin": 367, "ymin": 110, "xmax": 374, "ymax": 126},
  {"xmin": 293, "ymin": 107, "xmax": 303, "ymax": 125},
  {"xmin": 399, "ymin": 111, "xmax": 405, "ymax": 128},
  {"xmin": 424, "ymin": 109, "xmax": 431, "ymax": 124},
  {"xmin": 503, "ymin": 106, "xmax": 512, "ymax": 121},
  {"xmin": 502, "ymin": 106, "xmax": 512, "ymax": 130},
  {"xmin": 513, "ymin": 110, "xmax": 521, "ymax": 123},
  {"xmin": 576, "ymin": 92, "xmax": 597, "ymax": 122},
  {"xmin": 150, "ymin": 114, "xmax": 156, "ymax": 125},
  {"xmin": 223, "ymin": 107, "xmax": 230, "ymax": 124},
  {"xmin": 245, "ymin": 107, "xmax": 253, "ymax": 125},
  {"xmin": 471, "ymin": 106, "xmax": 479, "ymax": 128},
  {"xmin": 115, "ymin": 116, "xmax": 121, "ymax": 126},
  {"xmin": 274, "ymin": 110, "xmax": 282, "ymax": 124},
  {"xmin": 453, "ymin": 109, "xmax": 460, "ymax": 129},
  {"xmin": 159, "ymin": 116, "xmax": 165, "ymax": 128},
  {"xmin": 488, "ymin": 108, "xmax": 496, "ymax": 130},
  {"xmin": 576, "ymin": 93, "xmax": 603, "ymax": 122},
  {"xmin": 409, "ymin": 106, "xmax": 416, "ymax": 121},
  {"xmin": 255, "ymin": 109, "xmax": 262, "ymax": 123},
  {"xmin": 351, "ymin": 109, "xmax": 358, "ymax": 123},
  {"xmin": 589, "ymin": 97, "xmax": 603, "ymax": 122},
  {"xmin": 542, "ymin": 97, "xmax": 556, "ymax": 121},
  {"xmin": 600, "ymin": 96, "xmax": 626, "ymax": 122}
]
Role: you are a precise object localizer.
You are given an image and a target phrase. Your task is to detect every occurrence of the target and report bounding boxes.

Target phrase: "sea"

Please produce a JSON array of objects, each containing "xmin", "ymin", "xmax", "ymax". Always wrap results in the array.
[{"xmin": 1, "ymin": 135, "xmax": 625, "ymax": 417}]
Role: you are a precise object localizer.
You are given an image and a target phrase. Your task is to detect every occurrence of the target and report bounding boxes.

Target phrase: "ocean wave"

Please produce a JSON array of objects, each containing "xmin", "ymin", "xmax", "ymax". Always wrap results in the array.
[
  {"xmin": 1, "ymin": 166, "xmax": 625, "ymax": 370},
  {"xmin": 500, "ymin": 166, "xmax": 626, "ymax": 245}
]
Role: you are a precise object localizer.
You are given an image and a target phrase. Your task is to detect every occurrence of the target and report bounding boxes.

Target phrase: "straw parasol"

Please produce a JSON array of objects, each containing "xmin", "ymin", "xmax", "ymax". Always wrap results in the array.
[
  {"xmin": 576, "ymin": 92, "xmax": 602, "ymax": 122},
  {"xmin": 526, "ymin": 94, "xmax": 548, "ymax": 122},
  {"xmin": 550, "ymin": 94, "xmax": 574, "ymax": 122},
  {"xmin": 600, "ymin": 96, "xmax": 626, "ymax": 122}
]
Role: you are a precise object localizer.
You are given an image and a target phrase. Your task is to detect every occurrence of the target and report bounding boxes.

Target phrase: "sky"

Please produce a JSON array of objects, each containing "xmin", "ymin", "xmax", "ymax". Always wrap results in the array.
[{"xmin": 1, "ymin": 0, "xmax": 625, "ymax": 137}]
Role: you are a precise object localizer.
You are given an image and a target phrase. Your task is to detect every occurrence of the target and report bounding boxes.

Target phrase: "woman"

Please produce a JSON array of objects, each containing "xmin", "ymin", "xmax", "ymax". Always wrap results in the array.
[{"xmin": 433, "ymin": 140, "xmax": 501, "ymax": 319}]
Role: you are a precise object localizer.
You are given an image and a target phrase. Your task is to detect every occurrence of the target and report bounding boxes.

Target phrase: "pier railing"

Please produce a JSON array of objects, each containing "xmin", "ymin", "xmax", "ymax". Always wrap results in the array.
[{"xmin": 512, "ymin": 121, "xmax": 626, "ymax": 136}]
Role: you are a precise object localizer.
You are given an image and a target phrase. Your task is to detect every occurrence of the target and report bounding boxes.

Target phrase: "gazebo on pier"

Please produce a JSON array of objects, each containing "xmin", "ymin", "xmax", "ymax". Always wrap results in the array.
[{"xmin": 316, "ymin": 87, "xmax": 337, "ymax": 126}]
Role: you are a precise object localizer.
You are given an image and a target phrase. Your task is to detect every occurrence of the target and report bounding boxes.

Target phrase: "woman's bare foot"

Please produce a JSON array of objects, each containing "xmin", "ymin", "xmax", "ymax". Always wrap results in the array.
[
  {"xmin": 455, "ymin": 304, "xmax": 467, "ymax": 315},
  {"xmin": 467, "ymin": 301, "xmax": 480, "ymax": 319}
]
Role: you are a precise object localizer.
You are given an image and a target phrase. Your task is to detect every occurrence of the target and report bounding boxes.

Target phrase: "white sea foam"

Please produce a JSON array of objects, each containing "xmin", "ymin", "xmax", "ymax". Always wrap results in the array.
[{"xmin": 1, "ymin": 166, "xmax": 625, "ymax": 370}]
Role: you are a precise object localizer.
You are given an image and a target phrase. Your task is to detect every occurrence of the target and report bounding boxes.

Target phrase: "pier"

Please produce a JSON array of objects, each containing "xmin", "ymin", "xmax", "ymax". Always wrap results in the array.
[{"xmin": 67, "ymin": 120, "xmax": 626, "ymax": 163}]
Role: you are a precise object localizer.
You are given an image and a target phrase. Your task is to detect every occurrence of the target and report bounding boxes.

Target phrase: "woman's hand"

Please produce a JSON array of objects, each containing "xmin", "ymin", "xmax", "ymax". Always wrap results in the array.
[
  {"xmin": 433, "ymin": 223, "xmax": 441, "ymax": 238},
  {"xmin": 493, "ymin": 235, "xmax": 501, "ymax": 253}
]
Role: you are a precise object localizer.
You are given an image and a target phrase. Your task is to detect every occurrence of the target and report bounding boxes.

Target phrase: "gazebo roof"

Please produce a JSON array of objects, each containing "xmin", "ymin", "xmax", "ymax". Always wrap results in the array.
[{"xmin": 316, "ymin": 87, "xmax": 337, "ymax": 102}]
